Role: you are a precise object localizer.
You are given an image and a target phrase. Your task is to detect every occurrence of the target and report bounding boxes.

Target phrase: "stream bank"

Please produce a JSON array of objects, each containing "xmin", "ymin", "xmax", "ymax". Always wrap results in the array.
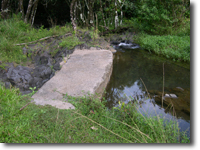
[{"xmin": 0, "ymin": 30, "xmax": 115, "ymax": 95}]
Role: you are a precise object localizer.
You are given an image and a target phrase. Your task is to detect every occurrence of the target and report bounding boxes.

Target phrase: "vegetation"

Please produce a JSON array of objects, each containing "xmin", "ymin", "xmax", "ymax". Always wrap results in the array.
[
  {"xmin": 0, "ymin": 84, "xmax": 189, "ymax": 143},
  {"xmin": 134, "ymin": 0, "xmax": 190, "ymax": 35},
  {"xmin": 121, "ymin": 0, "xmax": 190, "ymax": 62},
  {"xmin": 59, "ymin": 35, "xmax": 83, "ymax": 50},
  {"xmin": 0, "ymin": 0, "xmax": 190, "ymax": 143},
  {"xmin": 135, "ymin": 33, "xmax": 190, "ymax": 62},
  {"xmin": 0, "ymin": 14, "xmax": 74, "ymax": 65}
]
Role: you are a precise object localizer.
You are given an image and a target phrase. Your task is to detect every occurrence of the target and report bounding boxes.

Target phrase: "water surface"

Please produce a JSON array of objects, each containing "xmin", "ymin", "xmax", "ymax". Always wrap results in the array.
[{"xmin": 104, "ymin": 48, "xmax": 190, "ymax": 137}]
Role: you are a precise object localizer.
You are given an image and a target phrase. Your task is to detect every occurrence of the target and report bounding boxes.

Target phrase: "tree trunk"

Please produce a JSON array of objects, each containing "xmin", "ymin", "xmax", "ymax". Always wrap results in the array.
[
  {"xmin": 19, "ymin": 0, "xmax": 24, "ymax": 19},
  {"xmin": 119, "ymin": 0, "xmax": 125, "ymax": 25},
  {"xmin": 24, "ymin": 0, "xmax": 33, "ymax": 23},
  {"xmin": 29, "ymin": 0, "xmax": 39, "ymax": 26},
  {"xmin": 120, "ymin": 9, "xmax": 123, "ymax": 25},
  {"xmin": 100, "ymin": 0, "xmax": 106, "ymax": 27},
  {"xmin": 115, "ymin": 0, "xmax": 119, "ymax": 29},
  {"xmin": 89, "ymin": 0, "xmax": 94, "ymax": 27},
  {"xmin": 70, "ymin": 0, "xmax": 77, "ymax": 30},
  {"xmin": 1, "ymin": 0, "xmax": 10, "ymax": 19}
]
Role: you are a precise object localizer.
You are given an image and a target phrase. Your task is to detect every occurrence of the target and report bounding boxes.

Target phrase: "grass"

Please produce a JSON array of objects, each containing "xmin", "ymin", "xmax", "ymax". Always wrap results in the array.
[
  {"xmin": 0, "ymin": 14, "xmax": 73, "ymax": 65},
  {"xmin": 135, "ymin": 33, "xmax": 190, "ymax": 62},
  {"xmin": 0, "ymin": 84, "xmax": 190, "ymax": 143},
  {"xmin": 121, "ymin": 17, "xmax": 190, "ymax": 62},
  {"xmin": 59, "ymin": 36, "xmax": 83, "ymax": 50}
]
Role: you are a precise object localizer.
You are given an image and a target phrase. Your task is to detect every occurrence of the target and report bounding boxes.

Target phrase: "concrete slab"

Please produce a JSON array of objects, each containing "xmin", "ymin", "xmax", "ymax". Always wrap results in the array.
[{"xmin": 32, "ymin": 49, "xmax": 113, "ymax": 109}]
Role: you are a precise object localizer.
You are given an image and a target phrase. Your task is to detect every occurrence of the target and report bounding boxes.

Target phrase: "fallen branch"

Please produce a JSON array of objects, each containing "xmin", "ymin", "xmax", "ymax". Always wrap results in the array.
[
  {"xmin": 20, "ymin": 102, "xmax": 32, "ymax": 111},
  {"xmin": 15, "ymin": 33, "xmax": 72, "ymax": 46}
]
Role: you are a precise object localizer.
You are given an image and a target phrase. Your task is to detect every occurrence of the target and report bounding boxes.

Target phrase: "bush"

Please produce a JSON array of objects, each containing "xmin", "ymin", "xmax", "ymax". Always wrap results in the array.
[{"xmin": 135, "ymin": 0, "xmax": 190, "ymax": 35}]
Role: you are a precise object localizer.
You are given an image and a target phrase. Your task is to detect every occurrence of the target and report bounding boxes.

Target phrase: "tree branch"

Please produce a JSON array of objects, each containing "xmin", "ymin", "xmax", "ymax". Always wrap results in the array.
[{"xmin": 14, "ymin": 33, "xmax": 72, "ymax": 46}]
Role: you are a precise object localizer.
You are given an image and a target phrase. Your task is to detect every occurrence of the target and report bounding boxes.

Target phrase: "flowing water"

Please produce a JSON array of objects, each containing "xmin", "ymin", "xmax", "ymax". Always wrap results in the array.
[{"xmin": 104, "ymin": 44, "xmax": 190, "ymax": 138}]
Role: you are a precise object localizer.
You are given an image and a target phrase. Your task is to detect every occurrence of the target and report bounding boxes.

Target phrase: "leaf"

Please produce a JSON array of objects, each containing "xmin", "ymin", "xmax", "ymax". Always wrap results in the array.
[
  {"xmin": 118, "ymin": 101, "xmax": 121, "ymax": 106},
  {"xmin": 91, "ymin": 126, "xmax": 98, "ymax": 131},
  {"xmin": 122, "ymin": 102, "xmax": 125, "ymax": 109}
]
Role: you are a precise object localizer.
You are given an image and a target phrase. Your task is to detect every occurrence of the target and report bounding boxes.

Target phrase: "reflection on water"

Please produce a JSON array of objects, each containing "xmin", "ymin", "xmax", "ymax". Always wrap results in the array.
[{"xmin": 104, "ymin": 48, "xmax": 190, "ymax": 137}]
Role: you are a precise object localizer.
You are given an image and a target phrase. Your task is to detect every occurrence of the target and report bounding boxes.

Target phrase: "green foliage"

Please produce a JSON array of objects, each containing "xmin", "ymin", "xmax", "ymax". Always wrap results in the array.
[
  {"xmin": 0, "ymin": 14, "xmax": 73, "ymax": 64},
  {"xmin": 135, "ymin": 33, "xmax": 190, "ymax": 62},
  {"xmin": 0, "ymin": 84, "xmax": 190, "ymax": 143},
  {"xmin": 59, "ymin": 35, "xmax": 83, "ymax": 50},
  {"xmin": 137, "ymin": 34, "xmax": 189, "ymax": 61},
  {"xmin": 134, "ymin": 0, "xmax": 190, "ymax": 35}
]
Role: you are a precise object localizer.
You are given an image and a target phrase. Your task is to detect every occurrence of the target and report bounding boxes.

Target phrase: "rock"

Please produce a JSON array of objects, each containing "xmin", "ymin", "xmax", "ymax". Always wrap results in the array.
[
  {"xmin": 164, "ymin": 93, "xmax": 178, "ymax": 98},
  {"xmin": 5, "ymin": 81, "xmax": 11, "ymax": 89},
  {"xmin": 6, "ymin": 65, "xmax": 34, "ymax": 91},
  {"xmin": 33, "ymin": 55, "xmax": 41, "ymax": 65},
  {"xmin": 165, "ymin": 94, "xmax": 170, "ymax": 97},
  {"xmin": 53, "ymin": 62, "xmax": 61, "ymax": 70},
  {"xmin": 111, "ymin": 41, "xmax": 120, "ymax": 45},
  {"xmin": 33, "ymin": 77, "xmax": 43, "ymax": 88},
  {"xmin": 33, "ymin": 65, "xmax": 52, "ymax": 79},
  {"xmin": 83, "ymin": 31, "xmax": 92, "ymax": 42},
  {"xmin": 74, "ymin": 43, "xmax": 90, "ymax": 50},
  {"xmin": 40, "ymin": 55, "xmax": 49, "ymax": 64},
  {"xmin": 170, "ymin": 94, "xmax": 178, "ymax": 98},
  {"xmin": 176, "ymin": 87, "xmax": 184, "ymax": 91}
]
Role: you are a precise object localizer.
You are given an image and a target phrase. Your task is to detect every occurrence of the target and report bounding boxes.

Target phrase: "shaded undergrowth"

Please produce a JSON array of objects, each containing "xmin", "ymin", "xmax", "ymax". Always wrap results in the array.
[{"xmin": 0, "ymin": 14, "xmax": 73, "ymax": 65}]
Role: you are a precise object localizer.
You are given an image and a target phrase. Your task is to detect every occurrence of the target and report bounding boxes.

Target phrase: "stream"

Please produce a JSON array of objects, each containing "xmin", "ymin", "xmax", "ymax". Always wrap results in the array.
[{"xmin": 104, "ymin": 42, "xmax": 190, "ymax": 138}]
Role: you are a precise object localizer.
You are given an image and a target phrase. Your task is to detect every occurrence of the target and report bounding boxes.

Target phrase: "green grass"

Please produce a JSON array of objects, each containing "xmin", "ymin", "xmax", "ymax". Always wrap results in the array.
[
  {"xmin": 0, "ymin": 85, "xmax": 190, "ymax": 143},
  {"xmin": 135, "ymin": 33, "xmax": 190, "ymax": 62},
  {"xmin": 121, "ymin": 17, "xmax": 190, "ymax": 62},
  {"xmin": 59, "ymin": 36, "xmax": 83, "ymax": 50},
  {"xmin": 0, "ymin": 14, "xmax": 73, "ymax": 64}
]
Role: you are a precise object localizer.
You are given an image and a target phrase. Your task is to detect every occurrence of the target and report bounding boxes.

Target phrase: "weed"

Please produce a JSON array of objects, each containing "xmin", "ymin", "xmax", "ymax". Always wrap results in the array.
[{"xmin": 29, "ymin": 87, "xmax": 36, "ymax": 96}]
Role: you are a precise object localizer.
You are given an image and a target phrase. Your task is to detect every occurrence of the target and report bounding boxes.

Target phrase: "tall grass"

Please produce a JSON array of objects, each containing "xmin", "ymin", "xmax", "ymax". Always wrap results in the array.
[{"xmin": 0, "ymin": 84, "xmax": 190, "ymax": 143}]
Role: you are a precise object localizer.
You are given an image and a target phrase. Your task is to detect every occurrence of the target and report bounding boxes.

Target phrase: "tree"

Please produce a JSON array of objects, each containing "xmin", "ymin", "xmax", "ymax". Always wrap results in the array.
[
  {"xmin": 70, "ymin": 0, "xmax": 77, "ymax": 30},
  {"xmin": 1, "ymin": 0, "xmax": 10, "ymax": 19},
  {"xmin": 18, "ymin": 0, "xmax": 40, "ymax": 25}
]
